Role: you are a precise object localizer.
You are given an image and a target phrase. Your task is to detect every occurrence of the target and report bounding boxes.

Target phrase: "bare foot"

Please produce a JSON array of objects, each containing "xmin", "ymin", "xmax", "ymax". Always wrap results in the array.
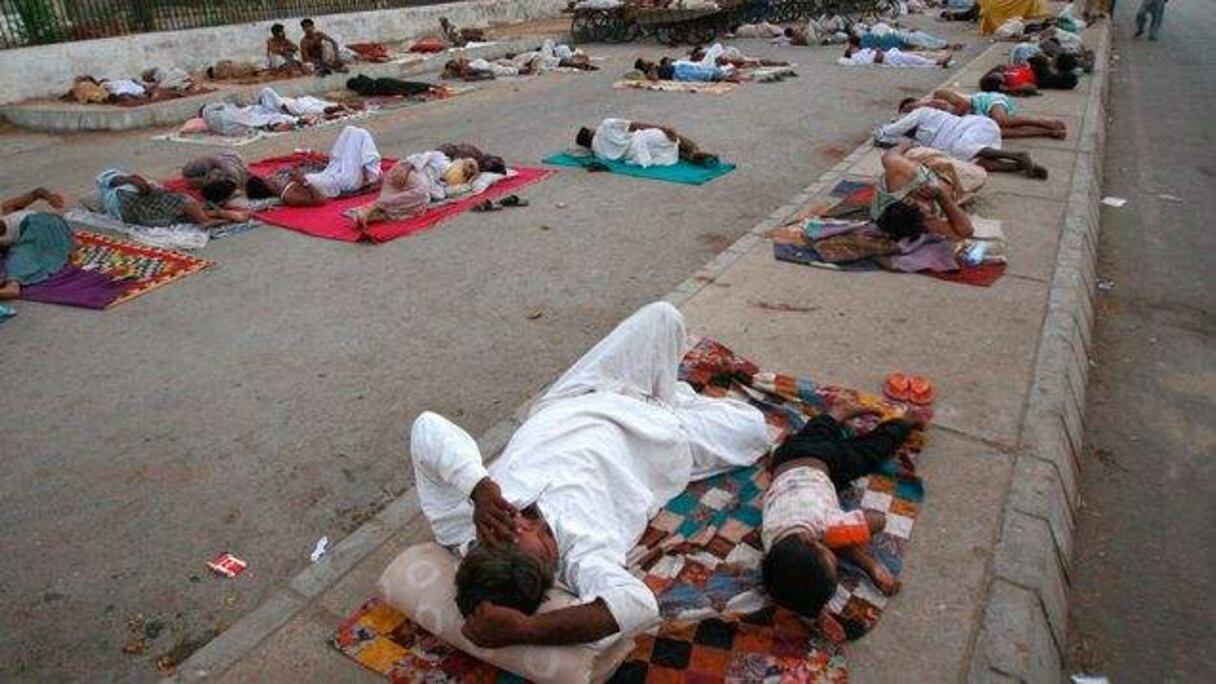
[
  {"xmin": 869, "ymin": 563, "xmax": 901, "ymax": 596},
  {"xmin": 1050, "ymin": 129, "xmax": 1067, "ymax": 139},
  {"xmin": 0, "ymin": 279, "xmax": 20, "ymax": 300},
  {"xmin": 863, "ymin": 510, "xmax": 887, "ymax": 534}
]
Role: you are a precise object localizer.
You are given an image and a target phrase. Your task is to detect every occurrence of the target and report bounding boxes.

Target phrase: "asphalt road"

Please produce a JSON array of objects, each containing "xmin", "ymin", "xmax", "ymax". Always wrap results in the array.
[
  {"xmin": 1066, "ymin": 2, "xmax": 1215, "ymax": 680},
  {"xmin": 0, "ymin": 19, "xmax": 986, "ymax": 680}
]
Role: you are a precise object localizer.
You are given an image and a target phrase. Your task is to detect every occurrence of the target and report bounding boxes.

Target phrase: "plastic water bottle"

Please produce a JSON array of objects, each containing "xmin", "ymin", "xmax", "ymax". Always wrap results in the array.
[{"xmin": 963, "ymin": 242, "xmax": 987, "ymax": 266}]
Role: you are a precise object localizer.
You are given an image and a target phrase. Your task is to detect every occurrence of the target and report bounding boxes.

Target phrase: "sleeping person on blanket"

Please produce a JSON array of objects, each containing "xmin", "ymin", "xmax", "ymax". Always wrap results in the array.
[
  {"xmin": 350, "ymin": 143, "xmax": 503, "ymax": 232},
  {"xmin": 410, "ymin": 302, "xmax": 771, "ymax": 647},
  {"xmin": 575, "ymin": 118, "xmax": 719, "ymax": 168},
  {"xmin": 840, "ymin": 35, "xmax": 952, "ymax": 68},
  {"xmin": 634, "ymin": 57, "xmax": 742, "ymax": 83},
  {"xmin": 761, "ymin": 404, "xmax": 922, "ymax": 636},
  {"xmin": 259, "ymin": 125, "xmax": 383, "ymax": 206}
]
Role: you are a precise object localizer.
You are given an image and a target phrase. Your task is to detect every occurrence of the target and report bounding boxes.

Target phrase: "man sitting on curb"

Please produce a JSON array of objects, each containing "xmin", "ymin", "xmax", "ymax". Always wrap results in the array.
[{"xmin": 410, "ymin": 302, "xmax": 771, "ymax": 647}]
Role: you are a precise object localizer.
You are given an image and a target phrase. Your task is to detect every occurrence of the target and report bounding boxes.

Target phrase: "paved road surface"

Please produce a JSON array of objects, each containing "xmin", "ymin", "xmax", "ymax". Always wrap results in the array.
[
  {"xmin": 1067, "ymin": 3, "xmax": 1215, "ymax": 680},
  {"xmin": 0, "ymin": 20, "xmax": 984, "ymax": 680}
]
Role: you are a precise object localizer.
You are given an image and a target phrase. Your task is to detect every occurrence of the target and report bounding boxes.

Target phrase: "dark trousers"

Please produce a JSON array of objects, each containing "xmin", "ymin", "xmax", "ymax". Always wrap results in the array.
[{"xmin": 771, "ymin": 415, "xmax": 914, "ymax": 490}]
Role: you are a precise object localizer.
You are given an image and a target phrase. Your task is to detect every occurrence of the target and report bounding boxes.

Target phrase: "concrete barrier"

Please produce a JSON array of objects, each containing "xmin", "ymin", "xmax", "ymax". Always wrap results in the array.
[
  {"xmin": 0, "ymin": 35, "xmax": 569, "ymax": 132},
  {"xmin": 967, "ymin": 22, "xmax": 1112, "ymax": 684},
  {"xmin": 0, "ymin": 0, "xmax": 567, "ymax": 105}
]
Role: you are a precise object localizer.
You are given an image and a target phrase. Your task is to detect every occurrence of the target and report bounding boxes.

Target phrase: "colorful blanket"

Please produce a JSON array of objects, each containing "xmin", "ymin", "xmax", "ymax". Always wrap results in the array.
[
  {"xmin": 19, "ymin": 230, "xmax": 211, "ymax": 309},
  {"xmin": 544, "ymin": 152, "xmax": 736, "ymax": 186},
  {"xmin": 772, "ymin": 178, "xmax": 1008, "ymax": 287},
  {"xmin": 216, "ymin": 152, "xmax": 553, "ymax": 243},
  {"xmin": 613, "ymin": 79, "xmax": 737, "ymax": 95},
  {"xmin": 333, "ymin": 338, "xmax": 932, "ymax": 682}
]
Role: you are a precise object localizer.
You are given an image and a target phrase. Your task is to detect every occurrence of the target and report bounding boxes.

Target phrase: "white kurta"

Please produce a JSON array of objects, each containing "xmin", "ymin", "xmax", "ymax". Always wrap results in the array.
[
  {"xmin": 305, "ymin": 126, "xmax": 382, "ymax": 198},
  {"xmin": 591, "ymin": 118, "xmax": 679, "ymax": 168},
  {"xmin": 838, "ymin": 47, "xmax": 940, "ymax": 68},
  {"xmin": 410, "ymin": 302, "xmax": 770, "ymax": 638},
  {"xmin": 875, "ymin": 106, "xmax": 1002, "ymax": 161},
  {"xmin": 257, "ymin": 86, "xmax": 333, "ymax": 117},
  {"xmin": 101, "ymin": 79, "xmax": 146, "ymax": 96},
  {"xmin": 201, "ymin": 102, "xmax": 297, "ymax": 137},
  {"xmin": 405, "ymin": 150, "xmax": 453, "ymax": 201}
]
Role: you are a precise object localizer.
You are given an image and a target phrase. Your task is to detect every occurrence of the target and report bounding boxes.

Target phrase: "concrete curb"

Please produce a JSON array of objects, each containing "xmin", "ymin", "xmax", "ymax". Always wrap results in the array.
[
  {"xmin": 967, "ymin": 22, "xmax": 1112, "ymax": 684},
  {"xmin": 0, "ymin": 34, "xmax": 570, "ymax": 133},
  {"xmin": 174, "ymin": 28, "xmax": 1112, "ymax": 680}
]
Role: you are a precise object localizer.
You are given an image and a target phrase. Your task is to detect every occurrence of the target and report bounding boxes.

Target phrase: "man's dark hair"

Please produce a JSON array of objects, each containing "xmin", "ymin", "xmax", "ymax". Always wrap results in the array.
[
  {"xmin": 301, "ymin": 18, "xmax": 315, "ymax": 28},
  {"xmin": 201, "ymin": 180, "xmax": 237, "ymax": 204},
  {"xmin": 455, "ymin": 545, "xmax": 554, "ymax": 617},
  {"xmin": 480, "ymin": 155, "xmax": 507, "ymax": 175},
  {"xmin": 575, "ymin": 126, "xmax": 594, "ymax": 149},
  {"xmin": 979, "ymin": 72, "xmax": 1004, "ymax": 92},
  {"xmin": 245, "ymin": 175, "xmax": 276, "ymax": 200},
  {"xmin": 898, "ymin": 96, "xmax": 918, "ymax": 112},
  {"xmin": 877, "ymin": 201, "xmax": 927, "ymax": 241},
  {"xmin": 271, "ymin": 23, "xmax": 284, "ymax": 35},
  {"xmin": 847, "ymin": 34, "xmax": 861, "ymax": 48},
  {"xmin": 633, "ymin": 58, "xmax": 652, "ymax": 72},
  {"xmin": 762, "ymin": 535, "xmax": 837, "ymax": 618}
]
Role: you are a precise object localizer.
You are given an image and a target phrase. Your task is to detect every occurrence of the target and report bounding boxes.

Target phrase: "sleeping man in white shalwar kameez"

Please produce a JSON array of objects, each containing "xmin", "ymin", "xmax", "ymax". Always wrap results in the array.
[
  {"xmin": 410, "ymin": 302, "xmax": 770, "ymax": 648},
  {"xmin": 573, "ymin": 118, "xmax": 720, "ymax": 169}
]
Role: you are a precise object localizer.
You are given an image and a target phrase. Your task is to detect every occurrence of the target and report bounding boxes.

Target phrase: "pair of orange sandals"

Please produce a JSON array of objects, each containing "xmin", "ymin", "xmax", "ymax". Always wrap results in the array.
[{"xmin": 883, "ymin": 372, "xmax": 935, "ymax": 405}]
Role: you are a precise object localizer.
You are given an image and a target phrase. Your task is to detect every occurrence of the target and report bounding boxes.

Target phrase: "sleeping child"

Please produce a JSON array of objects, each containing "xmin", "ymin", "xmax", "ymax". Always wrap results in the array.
[{"xmin": 761, "ymin": 404, "xmax": 920, "ymax": 633}]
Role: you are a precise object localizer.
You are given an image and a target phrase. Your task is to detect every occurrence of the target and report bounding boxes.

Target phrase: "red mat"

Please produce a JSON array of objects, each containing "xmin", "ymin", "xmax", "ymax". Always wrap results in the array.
[
  {"xmin": 925, "ymin": 262, "xmax": 1007, "ymax": 287},
  {"xmin": 164, "ymin": 152, "xmax": 555, "ymax": 243}
]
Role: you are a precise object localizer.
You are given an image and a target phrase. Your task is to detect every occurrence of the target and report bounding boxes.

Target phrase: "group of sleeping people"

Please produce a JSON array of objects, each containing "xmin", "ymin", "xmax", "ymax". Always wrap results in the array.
[
  {"xmin": 867, "ymin": 64, "xmax": 1068, "ymax": 245},
  {"xmin": 403, "ymin": 38, "xmax": 1090, "ymax": 657},
  {"xmin": 631, "ymin": 42, "xmax": 791, "ymax": 83},
  {"xmin": 442, "ymin": 39, "xmax": 596, "ymax": 80},
  {"xmin": 93, "ymin": 126, "xmax": 506, "ymax": 235}
]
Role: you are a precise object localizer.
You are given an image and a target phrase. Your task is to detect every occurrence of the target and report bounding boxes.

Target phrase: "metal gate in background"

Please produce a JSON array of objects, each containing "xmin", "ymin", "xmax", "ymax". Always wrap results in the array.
[{"xmin": 0, "ymin": 0, "xmax": 451, "ymax": 49}]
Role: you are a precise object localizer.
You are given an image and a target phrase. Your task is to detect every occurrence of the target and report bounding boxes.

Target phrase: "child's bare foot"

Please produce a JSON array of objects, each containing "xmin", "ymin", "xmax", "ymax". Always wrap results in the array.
[
  {"xmin": 869, "ymin": 563, "xmax": 901, "ymax": 596},
  {"xmin": 863, "ymin": 510, "xmax": 887, "ymax": 534}
]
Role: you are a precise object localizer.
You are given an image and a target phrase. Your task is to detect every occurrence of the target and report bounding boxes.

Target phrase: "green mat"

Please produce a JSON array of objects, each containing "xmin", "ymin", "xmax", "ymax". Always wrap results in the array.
[{"xmin": 542, "ymin": 152, "xmax": 736, "ymax": 185}]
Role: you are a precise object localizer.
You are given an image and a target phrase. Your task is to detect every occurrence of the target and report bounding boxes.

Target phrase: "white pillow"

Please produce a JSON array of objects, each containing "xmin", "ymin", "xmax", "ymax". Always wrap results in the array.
[{"xmin": 377, "ymin": 542, "xmax": 636, "ymax": 684}]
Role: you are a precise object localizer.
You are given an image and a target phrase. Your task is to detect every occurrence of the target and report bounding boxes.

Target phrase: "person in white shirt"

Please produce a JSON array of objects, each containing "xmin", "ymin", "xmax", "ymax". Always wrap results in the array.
[
  {"xmin": 840, "ymin": 36, "xmax": 952, "ymax": 68},
  {"xmin": 874, "ymin": 106, "xmax": 1049, "ymax": 179},
  {"xmin": 574, "ymin": 118, "xmax": 718, "ymax": 168},
  {"xmin": 410, "ymin": 302, "xmax": 770, "ymax": 648},
  {"xmin": 301, "ymin": 125, "xmax": 383, "ymax": 201}
]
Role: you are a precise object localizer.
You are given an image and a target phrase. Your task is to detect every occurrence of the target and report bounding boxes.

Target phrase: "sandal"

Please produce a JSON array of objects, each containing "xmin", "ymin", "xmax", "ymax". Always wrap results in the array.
[
  {"xmin": 908, "ymin": 376, "xmax": 935, "ymax": 405},
  {"xmin": 586, "ymin": 161, "xmax": 611, "ymax": 173},
  {"xmin": 498, "ymin": 194, "xmax": 530, "ymax": 208},
  {"xmin": 471, "ymin": 200, "xmax": 501, "ymax": 212},
  {"xmin": 884, "ymin": 372, "xmax": 911, "ymax": 403}
]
